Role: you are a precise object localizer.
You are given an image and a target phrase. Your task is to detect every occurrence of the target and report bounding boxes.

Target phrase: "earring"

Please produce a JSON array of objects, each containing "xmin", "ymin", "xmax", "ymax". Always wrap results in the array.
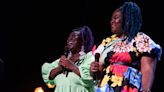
[
  {"xmin": 81, "ymin": 45, "xmax": 84, "ymax": 51},
  {"xmin": 126, "ymin": 22, "xmax": 129, "ymax": 25}
]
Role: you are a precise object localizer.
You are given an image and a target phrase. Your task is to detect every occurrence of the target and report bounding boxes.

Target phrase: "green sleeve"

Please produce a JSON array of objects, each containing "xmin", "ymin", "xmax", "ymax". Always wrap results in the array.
[
  {"xmin": 79, "ymin": 52, "xmax": 95, "ymax": 87},
  {"xmin": 41, "ymin": 59, "xmax": 60, "ymax": 85}
]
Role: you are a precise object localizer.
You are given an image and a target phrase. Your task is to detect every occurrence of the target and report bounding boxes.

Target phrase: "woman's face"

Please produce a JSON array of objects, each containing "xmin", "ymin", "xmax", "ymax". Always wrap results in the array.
[
  {"xmin": 110, "ymin": 9, "xmax": 123, "ymax": 35},
  {"xmin": 66, "ymin": 31, "xmax": 82, "ymax": 53}
]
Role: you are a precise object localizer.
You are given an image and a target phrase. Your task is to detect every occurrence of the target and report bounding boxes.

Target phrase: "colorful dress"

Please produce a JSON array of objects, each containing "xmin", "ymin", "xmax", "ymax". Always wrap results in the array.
[
  {"xmin": 94, "ymin": 32, "xmax": 162, "ymax": 92},
  {"xmin": 42, "ymin": 51, "xmax": 95, "ymax": 92}
]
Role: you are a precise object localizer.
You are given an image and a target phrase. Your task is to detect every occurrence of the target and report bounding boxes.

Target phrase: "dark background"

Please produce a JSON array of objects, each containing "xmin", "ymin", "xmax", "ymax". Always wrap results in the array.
[{"xmin": 1, "ymin": 0, "xmax": 163, "ymax": 92}]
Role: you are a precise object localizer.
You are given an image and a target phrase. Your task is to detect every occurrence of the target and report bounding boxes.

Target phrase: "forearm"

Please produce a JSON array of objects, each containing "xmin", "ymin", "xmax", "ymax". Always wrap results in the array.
[
  {"xmin": 49, "ymin": 66, "xmax": 62, "ymax": 80},
  {"xmin": 70, "ymin": 65, "xmax": 81, "ymax": 77},
  {"xmin": 141, "ymin": 56, "xmax": 157, "ymax": 91},
  {"xmin": 142, "ymin": 68, "xmax": 155, "ymax": 91}
]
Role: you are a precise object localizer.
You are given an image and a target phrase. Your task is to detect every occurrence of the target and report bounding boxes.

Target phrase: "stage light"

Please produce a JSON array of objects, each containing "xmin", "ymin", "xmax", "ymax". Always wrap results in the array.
[
  {"xmin": 46, "ymin": 83, "xmax": 55, "ymax": 88},
  {"xmin": 34, "ymin": 87, "xmax": 44, "ymax": 92}
]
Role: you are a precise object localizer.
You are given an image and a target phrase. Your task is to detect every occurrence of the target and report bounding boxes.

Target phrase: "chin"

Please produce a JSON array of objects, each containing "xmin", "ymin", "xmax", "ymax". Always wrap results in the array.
[{"xmin": 111, "ymin": 30, "xmax": 117, "ymax": 34}]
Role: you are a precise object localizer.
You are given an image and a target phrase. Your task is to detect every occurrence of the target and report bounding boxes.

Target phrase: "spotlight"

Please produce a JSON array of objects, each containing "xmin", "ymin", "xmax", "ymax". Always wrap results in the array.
[{"xmin": 34, "ymin": 87, "xmax": 44, "ymax": 92}]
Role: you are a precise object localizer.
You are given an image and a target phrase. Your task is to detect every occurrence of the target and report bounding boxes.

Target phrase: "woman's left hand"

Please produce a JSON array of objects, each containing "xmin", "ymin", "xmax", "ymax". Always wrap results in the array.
[{"xmin": 59, "ymin": 55, "xmax": 73, "ymax": 70}]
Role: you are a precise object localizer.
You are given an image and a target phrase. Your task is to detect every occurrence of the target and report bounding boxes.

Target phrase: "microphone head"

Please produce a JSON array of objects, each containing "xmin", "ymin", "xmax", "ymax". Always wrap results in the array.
[
  {"xmin": 95, "ymin": 53, "xmax": 100, "ymax": 62},
  {"xmin": 64, "ymin": 46, "xmax": 70, "ymax": 58}
]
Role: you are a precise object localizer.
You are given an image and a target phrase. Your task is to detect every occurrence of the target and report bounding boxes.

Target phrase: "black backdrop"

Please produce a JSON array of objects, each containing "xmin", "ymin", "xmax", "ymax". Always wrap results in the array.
[{"xmin": 1, "ymin": 0, "xmax": 164, "ymax": 92}]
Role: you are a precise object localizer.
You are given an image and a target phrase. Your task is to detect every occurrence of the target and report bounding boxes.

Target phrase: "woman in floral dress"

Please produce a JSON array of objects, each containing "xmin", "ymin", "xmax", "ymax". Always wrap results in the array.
[{"xmin": 90, "ymin": 2, "xmax": 162, "ymax": 92}]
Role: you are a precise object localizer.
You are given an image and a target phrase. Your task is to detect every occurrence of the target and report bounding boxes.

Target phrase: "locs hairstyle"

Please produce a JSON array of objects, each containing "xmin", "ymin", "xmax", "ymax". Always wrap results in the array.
[
  {"xmin": 72, "ymin": 26, "xmax": 94, "ymax": 53},
  {"xmin": 119, "ymin": 1, "xmax": 142, "ymax": 42}
]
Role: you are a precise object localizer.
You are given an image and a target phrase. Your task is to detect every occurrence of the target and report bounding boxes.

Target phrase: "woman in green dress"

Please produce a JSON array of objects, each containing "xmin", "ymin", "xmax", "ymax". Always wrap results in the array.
[{"xmin": 42, "ymin": 26, "xmax": 95, "ymax": 92}]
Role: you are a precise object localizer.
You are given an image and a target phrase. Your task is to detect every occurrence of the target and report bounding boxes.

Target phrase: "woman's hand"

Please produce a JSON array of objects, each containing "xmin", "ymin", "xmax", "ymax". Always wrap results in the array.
[
  {"xmin": 90, "ymin": 62, "xmax": 99, "ymax": 73},
  {"xmin": 59, "ymin": 55, "xmax": 81, "ymax": 76},
  {"xmin": 59, "ymin": 55, "xmax": 73, "ymax": 71}
]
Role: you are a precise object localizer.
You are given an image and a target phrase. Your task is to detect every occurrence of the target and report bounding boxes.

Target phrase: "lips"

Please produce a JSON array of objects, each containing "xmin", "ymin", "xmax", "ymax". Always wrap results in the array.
[
  {"xmin": 111, "ymin": 25, "xmax": 115, "ymax": 30},
  {"xmin": 67, "ymin": 42, "xmax": 73, "ymax": 49}
]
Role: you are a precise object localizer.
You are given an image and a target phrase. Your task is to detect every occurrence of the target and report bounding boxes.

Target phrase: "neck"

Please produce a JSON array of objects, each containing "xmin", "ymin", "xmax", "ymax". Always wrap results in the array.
[
  {"xmin": 117, "ymin": 33, "xmax": 126, "ymax": 39},
  {"xmin": 70, "ymin": 53, "xmax": 80, "ymax": 63}
]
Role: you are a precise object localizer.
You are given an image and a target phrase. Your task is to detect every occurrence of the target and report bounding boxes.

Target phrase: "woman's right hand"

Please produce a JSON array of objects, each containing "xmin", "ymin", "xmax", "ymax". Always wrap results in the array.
[{"xmin": 90, "ymin": 61, "xmax": 99, "ymax": 73}]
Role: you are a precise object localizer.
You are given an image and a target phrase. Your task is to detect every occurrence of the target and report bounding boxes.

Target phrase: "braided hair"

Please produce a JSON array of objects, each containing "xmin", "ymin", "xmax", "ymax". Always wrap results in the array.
[
  {"xmin": 119, "ymin": 1, "xmax": 142, "ymax": 42},
  {"xmin": 72, "ymin": 26, "xmax": 94, "ymax": 53}
]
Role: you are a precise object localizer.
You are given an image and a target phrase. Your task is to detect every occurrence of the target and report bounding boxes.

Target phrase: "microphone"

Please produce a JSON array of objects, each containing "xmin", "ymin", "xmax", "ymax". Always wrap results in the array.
[
  {"xmin": 93, "ymin": 53, "xmax": 100, "ymax": 85},
  {"xmin": 64, "ymin": 47, "xmax": 69, "ymax": 58},
  {"xmin": 63, "ymin": 47, "xmax": 70, "ymax": 77},
  {"xmin": 95, "ymin": 53, "xmax": 100, "ymax": 62}
]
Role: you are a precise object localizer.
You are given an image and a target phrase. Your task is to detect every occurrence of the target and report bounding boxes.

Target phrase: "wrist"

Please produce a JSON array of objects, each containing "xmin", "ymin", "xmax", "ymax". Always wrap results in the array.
[
  {"xmin": 71, "ymin": 65, "xmax": 80, "ymax": 76},
  {"xmin": 70, "ymin": 64, "xmax": 77, "ymax": 71}
]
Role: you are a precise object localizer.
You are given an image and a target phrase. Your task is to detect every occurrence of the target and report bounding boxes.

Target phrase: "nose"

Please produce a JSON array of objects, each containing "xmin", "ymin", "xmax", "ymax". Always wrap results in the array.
[{"xmin": 110, "ymin": 19, "xmax": 114, "ymax": 25}]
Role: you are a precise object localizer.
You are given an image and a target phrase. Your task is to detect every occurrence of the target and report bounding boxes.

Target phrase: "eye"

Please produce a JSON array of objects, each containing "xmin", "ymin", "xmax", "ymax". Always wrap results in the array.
[
  {"xmin": 115, "ymin": 16, "xmax": 120, "ymax": 19},
  {"xmin": 67, "ymin": 37, "xmax": 71, "ymax": 41}
]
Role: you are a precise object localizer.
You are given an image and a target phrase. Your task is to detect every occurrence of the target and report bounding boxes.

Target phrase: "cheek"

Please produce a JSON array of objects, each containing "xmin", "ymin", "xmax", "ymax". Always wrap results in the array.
[
  {"xmin": 112, "ymin": 25, "xmax": 122, "ymax": 34},
  {"xmin": 73, "ymin": 41, "xmax": 79, "ymax": 47},
  {"xmin": 75, "ymin": 41, "xmax": 82, "ymax": 49},
  {"xmin": 117, "ymin": 23, "xmax": 122, "ymax": 29}
]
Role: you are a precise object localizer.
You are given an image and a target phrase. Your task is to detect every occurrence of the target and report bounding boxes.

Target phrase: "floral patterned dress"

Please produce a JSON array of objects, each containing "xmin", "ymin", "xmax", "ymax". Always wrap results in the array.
[{"xmin": 94, "ymin": 32, "xmax": 162, "ymax": 92}]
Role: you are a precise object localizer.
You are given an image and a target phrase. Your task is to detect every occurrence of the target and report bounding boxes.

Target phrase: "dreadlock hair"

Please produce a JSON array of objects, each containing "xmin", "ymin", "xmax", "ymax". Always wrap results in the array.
[
  {"xmin": 72, "ymin": 26, "xmax": 94, "ymax": 53},
  {"xmin": 119, "ymin": 1, "xmax": 142, "ymax": 42}
]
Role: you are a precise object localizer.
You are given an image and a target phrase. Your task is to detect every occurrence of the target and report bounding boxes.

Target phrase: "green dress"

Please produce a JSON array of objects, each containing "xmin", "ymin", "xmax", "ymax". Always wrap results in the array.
[{"xmin": 42, "ymin": 51, "xmax": 95, "ymax": 92}]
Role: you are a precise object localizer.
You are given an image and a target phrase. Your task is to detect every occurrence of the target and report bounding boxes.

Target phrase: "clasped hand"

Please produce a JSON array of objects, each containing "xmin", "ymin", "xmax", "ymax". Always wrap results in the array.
[{"xmin": 59, "ymin": 55, "xmax": 73, "ymax": 71}]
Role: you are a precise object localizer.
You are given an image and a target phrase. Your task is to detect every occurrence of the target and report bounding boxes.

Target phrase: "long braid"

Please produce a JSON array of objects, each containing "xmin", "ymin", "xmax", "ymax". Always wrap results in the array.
[
  {"xmin": 120, "ymin": 1, "xmax": 142, "ymax": 42},
  {"xmin": 80, "ymin": 26, "xmax": 94, "ymax": 53}
]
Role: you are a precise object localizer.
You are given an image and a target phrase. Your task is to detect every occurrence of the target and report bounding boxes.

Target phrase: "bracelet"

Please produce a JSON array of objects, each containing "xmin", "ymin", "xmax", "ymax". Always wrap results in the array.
[{"xmin": 142, "ymin": 89, "xmax": 151, "ymax": 92}]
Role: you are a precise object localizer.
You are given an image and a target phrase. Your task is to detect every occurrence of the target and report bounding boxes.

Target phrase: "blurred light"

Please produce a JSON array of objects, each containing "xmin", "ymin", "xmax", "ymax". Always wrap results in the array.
[
  {"xmin": 34, "ymin": 87, "xmax": 44, "ymax": 92},
  {"xmin": 46, "ymin": 83, "xmax": 55, "ymax": 88}
]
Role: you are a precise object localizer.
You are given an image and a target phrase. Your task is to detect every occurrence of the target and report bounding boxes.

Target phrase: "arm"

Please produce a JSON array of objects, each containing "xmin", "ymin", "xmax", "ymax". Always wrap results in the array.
[
  {"xmin": 49, "ymin": 62, "xmax": 81, "ymax": 79},
  {"xmin": 141, "ymin": 56, "xmax": 157, "ymax": 92},
  {"xmin": 41, "ymin": 60, "xmax": 60, "ymax": 87},
  {"xmin": 60, "ymin": 55, "xmax": 81, "ymax": 77},
  {"xmin": 69, "ymin": 64, "xmax": 81, "ymax": 77},
  {"xmin": 49, "ymin": 65, "xmax": 63, "ymax": 80}
]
